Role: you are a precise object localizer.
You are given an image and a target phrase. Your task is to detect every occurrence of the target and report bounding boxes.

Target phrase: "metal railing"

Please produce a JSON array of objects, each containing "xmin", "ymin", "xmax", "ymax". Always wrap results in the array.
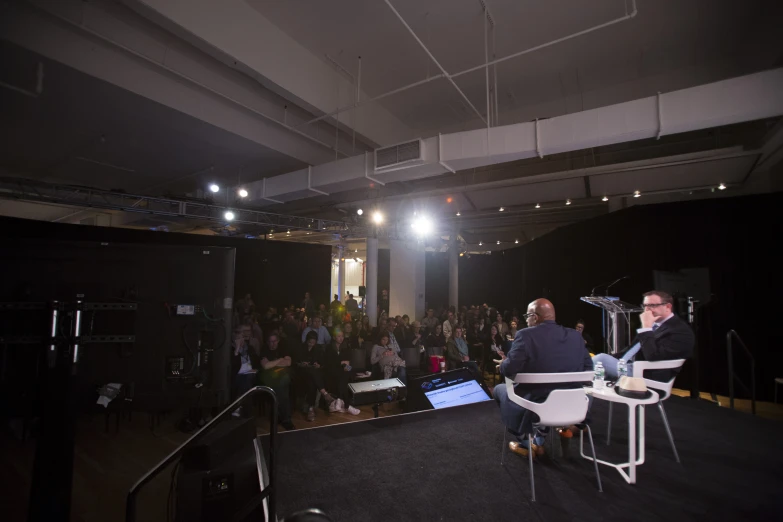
[
  {"xmin": 126, "ymin": 386, "xmax": 278, "ymax": 522},
  {"xmin": 727, "ymin": 330, "xmax": 755, "ymax": 415}
]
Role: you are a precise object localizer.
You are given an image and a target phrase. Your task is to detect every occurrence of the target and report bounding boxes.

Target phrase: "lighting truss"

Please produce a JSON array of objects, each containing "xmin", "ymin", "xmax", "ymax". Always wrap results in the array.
[{"xmin": 0, "ymin": 176, "xmax": 354, "ymax": 234}]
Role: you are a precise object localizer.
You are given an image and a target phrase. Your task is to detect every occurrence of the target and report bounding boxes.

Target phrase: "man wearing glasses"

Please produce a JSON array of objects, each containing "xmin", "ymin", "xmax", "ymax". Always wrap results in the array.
[{"xmin": 592, "ymin": 290, "xmax": 694, "ymax": 382}]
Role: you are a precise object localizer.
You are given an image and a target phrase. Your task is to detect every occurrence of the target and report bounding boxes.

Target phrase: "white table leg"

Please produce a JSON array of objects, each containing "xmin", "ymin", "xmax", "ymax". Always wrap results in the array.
[
  {"xmin": 628, "ymin": 404, "xmax": 636, "ymax": 484},
  {"xmin": 637, "ymin": 405, "xmax": 646, "ymax": 465}
]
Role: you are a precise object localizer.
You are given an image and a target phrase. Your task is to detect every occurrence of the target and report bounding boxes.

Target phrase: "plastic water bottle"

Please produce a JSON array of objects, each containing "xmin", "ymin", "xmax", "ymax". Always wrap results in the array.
[
  {"xmin": 617, "ymin": 359, "xmax": 628, "ymax": 379},
  {"xmin": 594, "ymin": 362, "xmax": 605, "ymax": 390}
]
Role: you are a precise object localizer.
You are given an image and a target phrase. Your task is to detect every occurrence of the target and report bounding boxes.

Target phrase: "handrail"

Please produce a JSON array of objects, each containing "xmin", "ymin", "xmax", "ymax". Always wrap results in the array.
[
  {"xmin": 726, "ymin": 330, "xmax": 755, "ymax": 415},
  {"xmin": 126, "ymin": 386, "xmax": 278, "ymax": 522}
]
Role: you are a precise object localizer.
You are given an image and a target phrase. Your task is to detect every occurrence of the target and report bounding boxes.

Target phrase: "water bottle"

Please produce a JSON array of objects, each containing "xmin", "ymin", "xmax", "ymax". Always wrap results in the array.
[
  {"xmin": 617, "ymin": 359, "xmax": 628, "ymax": 379},
  {"xmin": 594, "ymin": 362, "xmax": 605, "ymax": 390}
]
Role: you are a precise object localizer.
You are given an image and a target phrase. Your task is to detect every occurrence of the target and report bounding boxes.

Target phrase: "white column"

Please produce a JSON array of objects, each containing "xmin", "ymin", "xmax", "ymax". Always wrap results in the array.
[
  {"xmin": 337, "ymin": 245, "xmax": 345, "ymax": 304},
  {"xmin": 389, "ymin": 239, "xmax": 425, "ymax": 320},
  {"xmin": 449, "ymin": 229, "xmax": 459, "ymax": 310},
  {"xmin": 365, "ymin": 237, "xmax": 378, "ymax": 327}
]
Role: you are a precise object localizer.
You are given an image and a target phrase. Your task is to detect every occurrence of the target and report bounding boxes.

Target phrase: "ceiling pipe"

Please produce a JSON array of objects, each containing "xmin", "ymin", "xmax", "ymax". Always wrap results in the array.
[
  {"xmin": 301, "ymin": 0, "xmax": 637, "ymax": 130},
  {"xmin": 383, "ymin": 0, "xmax": 487, "ymax": 125}
]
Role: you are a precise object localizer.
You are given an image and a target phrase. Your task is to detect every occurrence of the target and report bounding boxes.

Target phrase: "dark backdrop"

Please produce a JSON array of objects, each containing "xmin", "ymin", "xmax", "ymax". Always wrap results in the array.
[
  {"xmin": 0, "ymin": 216, "xmax": 333, "ymax": 312},
  {"xmin": 425, "ymin": 193, "xmax": 782, "ymax": 400}
]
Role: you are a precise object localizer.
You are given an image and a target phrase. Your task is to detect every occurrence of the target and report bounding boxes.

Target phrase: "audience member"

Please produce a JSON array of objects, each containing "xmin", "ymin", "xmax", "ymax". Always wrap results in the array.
[
  {"xmin": 507, "ymin": 320, "xmax": 519, "ymax": 341},
  {"xmin": 426, "ymin": 323, "xmax": 446, "ymax": 356},
  {"xmin": 378, "ymin": 289, "xmax": 390, "ymax": 318},
  {"xmin": 370, "ymin": 332, "xmax": 407, "ymax": 383},
  {"xmin": 467, "ymin": 321, "xmax": 485, "ymax": 361},
  {"xmin": 324, "ymin": 330, "xmax": 361, "ymax": 415},
  {"xmin": 358, "ymin": 315, "xmax": 372, "ymax": 343},
  {"xmin": 592, "ymin": 290, "xmax": 694, "ymax": 381},
  {"xmin": 446, "ymin": 326, "xmax": 481, "ymax": 380},
  {"xmin": 372, "ymin": 317, "xmax": 388, "ymax": 344},
  {"xmin": 294, "ymin": 331, "xmax": 336, "ymax": 422},
  {"xmin": 301, "ymin": 291, "xmax": 315, "ymax": 318},
  {"xmin": 301, "ymin": 316, "xmax": 332, "ymax": 345},
  {"xmin": 386, "ymin": 318, "xmax": 402, "ymax": 354},
  {"xmin": 345, "ymin": 293, "xmax": 359, "ymax": 314},
  {"xmin": 442, "ymin": 310, "xmax": 456, "ymax": 341},
  {"xmin": 493, "ymin": 299, "xmax": 592, "ymax": 458},
  {"xmin": 494, "ymin": 313, "xmax": 510, "ymax": 337},
  {"xmin": 395, "ymin": 314, "xmax": 415, "ymax": 348},
  {"xmin": 575, "ymin": 320, "xmax": 594, "ymax": 353},
  {"xmin": 422, "ymin": 308, "xmax": 439, "ymax": 335},
  {"xmin": 231, "ymin": 325, "xmax": 259, "ymax": 417},
  {"xmin": 258, "ymin": 333, "xmax": 295, "ymax": 430}
]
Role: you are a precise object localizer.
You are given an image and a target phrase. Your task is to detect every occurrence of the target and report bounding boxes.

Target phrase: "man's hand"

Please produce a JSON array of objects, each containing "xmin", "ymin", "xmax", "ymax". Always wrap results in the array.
[
  {"xmin": 640, "ymin": 310, "xmax": 656, "ymax": 329},
  {"xmin": 462, "ymin": 355, "xmax": 470, "ymax": 362},
  {"xmin": 313, "ymin": 362, "xmax": 320, "ymax": 368}
]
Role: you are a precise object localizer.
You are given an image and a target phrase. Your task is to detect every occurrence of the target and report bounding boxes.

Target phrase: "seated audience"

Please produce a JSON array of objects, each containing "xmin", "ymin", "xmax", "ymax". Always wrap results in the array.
[
  {"xmin": 357, "ymin": 315, "xmax": 373, "ymax": 343},
  {"xmin": 370, "ymin": 332, "xmax": 407, "ymax": 383},
  {"xmin": 301, "ymin": 316, "xmax": 332, "ymax": 345},
  {"xmin": 394, "ymin": 314, "xmax": 415, "ymax": 348},
  {"xmin": 426, "ymin": 323, "xmax": 447, "ymax": 356},
  {"xmin": 258, "ymin": 333, "xmax": 295, "ymax": 430},
  {"xmin": 467, "ymin": 321, "xmax": 485, "ymax": 361},
  {"xmin": 506, "ymin": 320, "xmax": 519, "ymax": 341},
  {"xmin": 494, "ymin": 299, "xmax": 592, "ymax": 458},
  {"xmin": 301, "ymin": 291, "xmax": 315, "ymax": 319},
  {"xmin": 421, "ymin": 308, "xmax": 439, "ymax": 335},
  {"xmin": 592, "ymin": 290, "xmax": 694, "ymax": 381},
  {"xmin": 442, "ymin": 310, "xmax": 456, "ymax": 341},
  {"xmin": 231, "ymin": 325, "xmax": 259, "ymax": 417},
  {"xmin": 324, "ymin": 329, "xmax": 361, "ymax": 415},
  {"xmin": 575, "ymin": 319, "xmax": 594, "ymax": 353},
  {"xmin": 372, "ymin": 316, "xmax": 389, "ymax": 344},
  {"xmin": 294, "ymin": 331, "xmax": 337, "ymax": 422},
  {"xmin": 446, "ymin": 326, "xmax": 482, "ymax": 380},
  {"xmin": 494, "ymin": 313, "xmax": 509, "ymax": 337}
]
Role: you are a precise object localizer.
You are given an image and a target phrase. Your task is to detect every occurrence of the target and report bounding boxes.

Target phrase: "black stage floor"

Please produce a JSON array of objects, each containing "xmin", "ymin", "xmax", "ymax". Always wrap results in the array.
[{"xmin": 269, "ymin": 396, "xmax": 783, "ymax": 521}]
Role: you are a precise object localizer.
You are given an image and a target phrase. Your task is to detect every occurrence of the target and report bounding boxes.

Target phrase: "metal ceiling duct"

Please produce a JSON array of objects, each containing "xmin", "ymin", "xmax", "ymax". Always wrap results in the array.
[{"xmin": 243, "ymin": 68, "xmax": 783, "ymax": 206}]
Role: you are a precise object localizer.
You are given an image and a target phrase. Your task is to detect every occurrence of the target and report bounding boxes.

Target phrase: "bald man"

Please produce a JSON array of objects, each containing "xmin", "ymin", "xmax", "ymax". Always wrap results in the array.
[{"xmin": 494, "ymin": 298, "xmax": 593, "ymax": 458}]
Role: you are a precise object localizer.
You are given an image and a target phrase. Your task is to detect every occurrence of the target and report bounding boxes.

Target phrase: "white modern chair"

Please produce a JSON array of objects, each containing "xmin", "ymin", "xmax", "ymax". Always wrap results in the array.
[
  {"xmin": 606, "ymin": 359, "xmax": 686, "ymax": 463},
  {"xmin": 501, "ymin": 372, "xmax": 601, "ymax": 501}
]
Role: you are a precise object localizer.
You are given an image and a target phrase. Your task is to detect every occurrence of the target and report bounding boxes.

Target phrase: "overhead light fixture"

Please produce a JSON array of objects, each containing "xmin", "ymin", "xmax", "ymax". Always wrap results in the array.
[
  {"xmin": 456, "ymin": 211, "xmax": 461, "ymax": 216},
  {"xmin": 209, "ymin": 183, "xmax": 220, "ymax": 193},
  {"xmin": 306, "ymin": 232, "xmax": 311, "ymax": 235},
  {"xmin": 357, "ymin": 208, "xmax": 363, "ymax": 215},
  {"xmin": 718, "ymin": 183, "xmax": 726, "ymax": 190},
  {"xmin": 355, "ymin": 258, "xmax": 362, "ymax": 263},
  {"xmin": 224, "ymin": 210, "xmax": 235, "ymax": 221},
  {"xmin": 633, "ymin": 190, "xmax": 641, "ymax": 198},
  {"xmin": 566, "ymin": 199, "xmax": 572, "ymax": 205},
  {"xmin": 286, "ymin": 230, "xmax": 291, "ymax": 235},
  {"xmin": 535, "ymin": 203, "xmax": 541, "ymax": 209},
  {"xmin": 411, "ymin": 215, "xmax": 433, "ymax": 236},
  {"xmin": 447, "ymin": 197, "xmax": 453, "ymax": 203},
  {"xmin": 515, "ymin": 239, "xmax": 519, "ymax": 244},
  {"xmin": 496, "ymin": 241, "xmax": 500, "ymax": 245},
  {"xmin": 459, "ymin": 252, "xmax": 464, "ymax": 257},
  {"xmin": 602, "ymin": 196, "xmax": 608, "ymax": 202},
  {"xmin": 499, "ymin": 207, "xmax": 505, "ymax": 212},
  {"xmin": 372, "ymin": 211, "xmax": 383, "ymax": 224},
  {"xmin": 238, "ymin": 188, "xmax": 248, "ymax": 198},
  {"xmin": 479, "ymin": 241, "xmax": 483, "ymax": 246}
]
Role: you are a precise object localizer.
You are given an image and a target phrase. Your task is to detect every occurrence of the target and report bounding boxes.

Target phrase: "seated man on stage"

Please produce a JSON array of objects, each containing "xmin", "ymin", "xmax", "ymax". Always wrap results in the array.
[
  {"xmin": 493, "ymin": 298, "xmax": 593, "ymax": 458},
  {"xmin": 592, "ymin": 290, "xmax": 694, "ymax": 382}
]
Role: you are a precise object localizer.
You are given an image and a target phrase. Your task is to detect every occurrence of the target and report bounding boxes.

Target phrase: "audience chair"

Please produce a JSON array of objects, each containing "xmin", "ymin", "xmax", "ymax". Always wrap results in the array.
[
  {"xmin": 605, "ymin": 359, "xmax": 686, "ymax": 463},
  {"xmin": 402, "ymin": 347, "xmax": 422, "ymax": 378},
  {"xmin": 501, "ymin": 372, "xmax": 600, "ymax": 501},
  {"xmin": 349, "ymin": 348, "xmax": 366, "ymax": 372}
]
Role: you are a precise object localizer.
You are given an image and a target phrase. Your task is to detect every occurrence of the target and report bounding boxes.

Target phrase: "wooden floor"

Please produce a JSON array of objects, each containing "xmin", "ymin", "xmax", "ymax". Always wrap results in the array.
[{"xmin": 3, "ymin": 381, "xmax": 780, "ymax": 522}]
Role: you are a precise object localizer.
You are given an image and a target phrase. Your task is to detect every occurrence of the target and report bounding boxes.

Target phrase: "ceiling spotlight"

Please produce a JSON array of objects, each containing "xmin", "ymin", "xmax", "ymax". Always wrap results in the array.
[
  {"xmin": 357, "ymin": 208, "xmax": 363, "ymax": 215},
  {"xmin": 286, "ymin": 230, "xmax": 291, "ymax": 235},
  {"xmin": 306, "ymin": 232, "xmax": 311, "ymax": 235},
  {"xmin": 633, "ymin": 190, "xmax": 641, "ymax": 198},
  {"xmin": 372, "ymin": 211, "xmax": 383, "ymax": 224},
  {"xmin": 718, "ymin": 183, "xmax": 726, "ymax": 190},
  {"xmin": 411, "ymin": 215, "xmax": 433, "ymax": 235},
  {"xmin": 459, "ymin": 252, "xmax": 464, "ymax": 257},
  {"xmin": 515, "ymin": 239, "xmax": 519, "ymax": 244},
  {"xmin": 535, "ymin": 203, "xmax": 541, "ymax": 209},
  {"xmin": 479, "ymin": 241, "xmax": 483, "ymax": 246},
  {"xmin": 499, "ymin": 207, "xmax": 505, "ymax": 212},
  {"xmin": 602, "ymin": 196, "xmax": 608, "ymax": 202},
  {"xmin": 224, "ymin": 210, "xmax": 235, "ymax": 221},
  {"xmin": 566, "ymin": 199, "xmax": 572, "ymax": 205},
  {"xmin": 209, "ymin": 183, "xmax": 220, "ymax": 193},
  {"xmin": 238, "ymin": 188, "xmax": 248, "ymax": 198},
  {"xmin": 456, "ymin": 211, "xmax": 461, "ymax": 216},
  {"xmin": 447, "ymin": 197, "xmax": 453, "ymax": 203},
  {"xmin": 496, "ymin": 240, "xmax": 500, "ymax": 245}
]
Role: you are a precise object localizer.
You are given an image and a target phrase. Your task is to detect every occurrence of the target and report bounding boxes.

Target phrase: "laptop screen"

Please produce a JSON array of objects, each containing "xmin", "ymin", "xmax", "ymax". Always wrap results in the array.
[{"xmin": 413, "ymin": 369, "xmax": 492, "ymax": 410}]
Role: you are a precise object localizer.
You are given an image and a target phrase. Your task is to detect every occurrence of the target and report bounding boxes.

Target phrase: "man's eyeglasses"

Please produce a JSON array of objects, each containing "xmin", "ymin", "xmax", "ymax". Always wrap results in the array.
[
  {"xmin": 641, "ymin": 303, "xmax": 667, "ymax": 309},
  {"xmin": 523, "ymin": 312, "xmax": 537, "ymax": 319}
]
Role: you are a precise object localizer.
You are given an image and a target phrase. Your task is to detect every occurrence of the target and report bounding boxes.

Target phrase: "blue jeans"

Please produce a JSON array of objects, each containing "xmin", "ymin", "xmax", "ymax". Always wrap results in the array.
[{"xmin": 591, "ymin": 353, "xmax": 633, "ymax": 380}]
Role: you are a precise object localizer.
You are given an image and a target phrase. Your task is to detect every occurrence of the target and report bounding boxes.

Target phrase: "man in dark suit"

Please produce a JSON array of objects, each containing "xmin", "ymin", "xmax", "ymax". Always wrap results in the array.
[
  {"xmin": 494, "ymin": 298, "xmax": 593, "ymax": 458},
  {"xmin": 592, "ymin": 290, "xmax": 694, "ymax": 383}
]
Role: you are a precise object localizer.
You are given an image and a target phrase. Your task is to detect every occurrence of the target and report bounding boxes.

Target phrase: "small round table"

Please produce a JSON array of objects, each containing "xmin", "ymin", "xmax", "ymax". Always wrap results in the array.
[{"xmin": 580, "ymin": 385, "xmax": 659, "ymax": 484}]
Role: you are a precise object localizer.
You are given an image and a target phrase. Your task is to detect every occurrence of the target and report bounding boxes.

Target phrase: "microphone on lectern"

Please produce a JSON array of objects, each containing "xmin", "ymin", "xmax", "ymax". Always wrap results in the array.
[{"xmin": 605, "ymin": 275, "xmax": 630, "ymax": 295}]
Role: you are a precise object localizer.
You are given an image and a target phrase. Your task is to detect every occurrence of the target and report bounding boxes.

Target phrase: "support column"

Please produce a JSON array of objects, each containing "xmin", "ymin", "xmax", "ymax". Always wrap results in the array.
[
  {"xmin": 365, "ymin": 237, "xmax": 378, "ymax": 327},
  {"xmin": 389, "ymin": 239, "xmax": 425, "ymax": 320},
  {"xmin": 449, "ymin": 229, "xmax": 459, "ymax": 310},
  {"xmin": 337, "ymin": 245, "xmax": 345, "ymax": 304}
]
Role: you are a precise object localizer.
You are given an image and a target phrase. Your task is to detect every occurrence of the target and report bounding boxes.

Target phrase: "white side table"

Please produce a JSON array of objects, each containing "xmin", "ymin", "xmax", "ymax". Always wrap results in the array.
[{"xmin": 580, "ymin": 386, "xmax": 659, "ymax": 484}]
